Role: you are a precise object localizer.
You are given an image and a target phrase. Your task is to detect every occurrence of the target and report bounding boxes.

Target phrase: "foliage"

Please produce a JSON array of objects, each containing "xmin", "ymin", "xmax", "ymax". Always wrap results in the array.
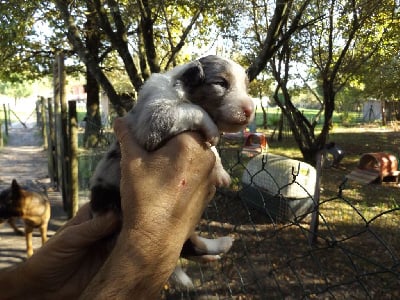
[
  {"xmin": 0, "ymin": 81, "xmax": 32, "ymax": 100},
  {"xmin": 240, "ymin": 0, "xmax": 399, "ymax": 163},
  {"xmin": 0, "ymin": 0, "xmax": 57, "ymax": 82},
  {"xmin": 0, "ymin": 0, "xmax": 399, "ymax": 159}
]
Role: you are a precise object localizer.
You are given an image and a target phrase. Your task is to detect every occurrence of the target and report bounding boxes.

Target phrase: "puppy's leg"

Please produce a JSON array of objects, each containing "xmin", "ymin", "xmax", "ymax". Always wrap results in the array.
[
  {"xmin": 165, "ymin": 103, "xmax": 220, "ymax": 147},
  {"xmin": 189, "ymin": 233, "xmax": 234, "ymax": 257},
  {"xmin": 171, "ymin": 233, "xmax": 234, "ymax": 288},
  {"xmin": 24, "ymin": 225, "xmax": 34, "ymax": 257},
  {"xmin": 170, "ymin": 266, "xmax": 194, "ymax": 289},
  {"xmin": 8, "ymin": 218, "xmax": 24, "ymax": 236},
  {"xmin": 181, "ymin": 233, "xmax": 234, "ymax": 263},
  {"xmin": 210, "ymin": 146, "xmax": 231, "ymax": 187}
]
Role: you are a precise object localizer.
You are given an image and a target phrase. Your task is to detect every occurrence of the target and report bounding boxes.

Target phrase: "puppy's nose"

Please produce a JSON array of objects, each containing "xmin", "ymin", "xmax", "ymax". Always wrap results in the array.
[{"xmin": 242, "ymin": 101, "xmax": 255, "ymax": 119}]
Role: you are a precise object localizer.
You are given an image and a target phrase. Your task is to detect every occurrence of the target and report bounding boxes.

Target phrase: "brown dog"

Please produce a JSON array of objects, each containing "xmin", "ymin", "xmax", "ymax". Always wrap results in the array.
[{"xmin": 0, "ymin": 179, "xmax": 51, "ymax": 257}]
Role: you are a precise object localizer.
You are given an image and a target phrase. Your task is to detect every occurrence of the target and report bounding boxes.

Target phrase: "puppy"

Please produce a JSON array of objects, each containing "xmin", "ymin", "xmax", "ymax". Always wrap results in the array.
[
  {"xmin": 0, "ymin": 179, "xmax": 51, "ymax": 257},
  {"xmin": 90, "ymin": 55, "xmax": 255, "ymax": 287}
]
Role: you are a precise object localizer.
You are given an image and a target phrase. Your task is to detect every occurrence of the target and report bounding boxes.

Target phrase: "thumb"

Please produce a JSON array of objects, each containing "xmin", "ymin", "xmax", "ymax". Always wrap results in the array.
[{"xmin": 61, "ymin": 211, "xmax": 120, "ymax": 249}]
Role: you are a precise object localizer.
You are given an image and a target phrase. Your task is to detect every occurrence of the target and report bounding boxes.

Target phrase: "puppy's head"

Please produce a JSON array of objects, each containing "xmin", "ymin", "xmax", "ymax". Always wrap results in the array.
[{"xmin": 179, "ymin": 55, "xmax": 255, "ymax": 133}]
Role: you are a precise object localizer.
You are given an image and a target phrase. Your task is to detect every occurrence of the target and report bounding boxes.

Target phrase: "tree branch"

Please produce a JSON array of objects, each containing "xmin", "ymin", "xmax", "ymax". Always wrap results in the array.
[{"xmin": 54, "ymin": 0, "xmax": 125, "ymax": 115}]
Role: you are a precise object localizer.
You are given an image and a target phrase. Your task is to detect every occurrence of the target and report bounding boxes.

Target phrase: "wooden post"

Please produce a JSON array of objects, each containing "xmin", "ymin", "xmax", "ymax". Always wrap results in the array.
[
  {"xmin": 0, "ymin": 118, "xmax": 2, "ymax": 147},
  {"xmin": 36, "ymin": 99, "xmax": 41, "ymax": 127},
  {"xmin": 54, "ymin": 55, "xmax": 62, "ymax": 190},
  {"xmin": 3, "ymin": 104, "xmax": 8, "ymax": 136},
  {"xmin": 54, "ymin": 52, "xmax": 70, "ymax": 213},
  {"xmin": 68, "ymin": 101, "xmax": 79, "ymax": 217},
  {"xmin": 40, "ymin": 97, "xmax": 48, "ymax": 150},
  {"xmin": 308, "ymin": 150, "xmax": 323, "ymax": 246},
  {"xmin": 7, "ymin": 103, "xmax": 11, "ymax": 126},
  {"xmin": 47, "ymin": 98, "xmax": 56, "ymax": 186}
]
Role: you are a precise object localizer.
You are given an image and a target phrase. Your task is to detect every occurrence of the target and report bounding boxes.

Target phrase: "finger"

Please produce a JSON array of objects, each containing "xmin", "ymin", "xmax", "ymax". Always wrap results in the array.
[
  {"xmin": 60, "ymin": 211, "xmax": 120, "ymax": 250},
  {"xmin": 55, "ymin": 203, "xmax": 93, "ymax": 235},
  {"xmin": 67, "ymin": 203, "xmax": 92, "ymax": 225},
  {"xmin": 115, "ymin": 115, "xmax": 215, "ymax": 167},
  {"xmin": 114, "ymin": 117, "xmax": 147, "ymax": 159},
  {"xmin": 143, "ymin": 132, "xmax": 216, "ymax": 183}
]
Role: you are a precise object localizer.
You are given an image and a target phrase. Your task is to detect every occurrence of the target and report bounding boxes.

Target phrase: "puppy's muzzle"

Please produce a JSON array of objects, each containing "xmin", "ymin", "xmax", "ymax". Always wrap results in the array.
[{"xmin": 233, "ymin": 98, "xmax": 255, "ymax": 124}]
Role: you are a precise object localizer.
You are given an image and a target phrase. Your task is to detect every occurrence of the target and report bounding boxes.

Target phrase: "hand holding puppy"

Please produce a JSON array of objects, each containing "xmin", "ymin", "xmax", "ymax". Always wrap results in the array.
[
  {"xmin": 0, "ymin": 117, "xmax": 217, "ymax": 299},
  {"xmin": 81, "ymin": 116, "xmax": 217, "ymax": 299}
]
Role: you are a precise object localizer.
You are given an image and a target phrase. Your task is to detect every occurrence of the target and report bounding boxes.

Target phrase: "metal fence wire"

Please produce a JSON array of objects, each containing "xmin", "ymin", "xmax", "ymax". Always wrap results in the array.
[
  {"xmin": 78, "ymin": 133, "xmax": 399, "ymax": 299},
  {"xmin": 159, "ymin": 137, "xmax": 400, "ymax": 299}
]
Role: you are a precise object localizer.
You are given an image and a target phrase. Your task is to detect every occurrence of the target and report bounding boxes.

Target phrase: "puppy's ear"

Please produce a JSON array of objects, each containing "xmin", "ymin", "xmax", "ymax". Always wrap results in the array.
[{"xmin": 180, "ymin": 61, "xmax": 205, "ymax": 87}]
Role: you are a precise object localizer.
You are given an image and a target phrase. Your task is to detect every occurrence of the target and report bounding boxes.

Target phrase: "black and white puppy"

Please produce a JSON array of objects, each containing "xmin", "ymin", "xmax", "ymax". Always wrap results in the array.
[{"xmin": 90, "ymin": 55, "xmax": 255, "ymax": 287}]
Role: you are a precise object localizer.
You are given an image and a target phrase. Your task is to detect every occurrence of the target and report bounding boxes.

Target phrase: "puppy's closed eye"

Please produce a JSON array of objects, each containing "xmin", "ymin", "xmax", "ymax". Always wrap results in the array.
[{"xmin": 210, "ymin": 77, "xmax": 229, "ymax": 90}]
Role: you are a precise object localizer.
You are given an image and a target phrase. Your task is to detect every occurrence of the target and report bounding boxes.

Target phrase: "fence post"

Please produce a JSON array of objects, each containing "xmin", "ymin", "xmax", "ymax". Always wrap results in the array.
[
  {"xmin": 308, "ymin": 150, "xmax": 324, "ymax": 246},
  {"xmin": 36, "ymin": 98, "xmax": 41, "ymax": 127},
  {"xmin": 54, "ymin": 52, "xmax": 70, "ymax": 213},
  {"xmin": 0, "ymin": 119, "xmax": 2, "ymax": 147},
  {"xmin": 47, "ymin": 97, "xmax": 56, "ymax": 186},
  {"xmin": 40, "ymin": 97, "xmax": 48, "ymax": 150},
  {"xmin": 3, "ymin": 104, "xmax": 8, "ymax": 136},
  {"xmin": 53, "ymin": 55, "xmax": 62, "ymax": 190},
  {"xmin": 68, "ymin": 100, "xmax": 79, "ymax": 217}
]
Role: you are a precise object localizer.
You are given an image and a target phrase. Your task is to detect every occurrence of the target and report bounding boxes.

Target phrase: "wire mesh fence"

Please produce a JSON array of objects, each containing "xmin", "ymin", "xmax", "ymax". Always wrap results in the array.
[
  {"xmin": 77, "ymin": 132, "xmax": 399, "ymax": 299},
  {"xmin": 161, "ymin": 137, "xmax": 400, "ymax": 299}
]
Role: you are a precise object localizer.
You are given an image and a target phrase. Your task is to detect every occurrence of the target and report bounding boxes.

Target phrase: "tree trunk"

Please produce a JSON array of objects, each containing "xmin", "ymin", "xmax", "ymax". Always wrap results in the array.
[
  {"xmin": 261, "ymin": 105, "xmax": 268, "ymax": 129},
  {"xmin": 83, "ymin": 6, "xmax": 103, "ymax": 148},
  {"xmin": 84, "ymin": 69, "xmax": 102, "ymax": 148},
  {"xmin": 55, "ymin": 0, "xmax": 125, "ymax": 116}
]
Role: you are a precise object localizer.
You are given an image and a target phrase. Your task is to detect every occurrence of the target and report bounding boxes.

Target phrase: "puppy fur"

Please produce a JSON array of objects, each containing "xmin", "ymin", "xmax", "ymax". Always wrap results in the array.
[
  {"xmin": 90, "ymin": 55, "xmax": 255, "ymax": 287},
  {"xmin": 0, "ymin": 179, "xmax": 50, "ymax": 257}
]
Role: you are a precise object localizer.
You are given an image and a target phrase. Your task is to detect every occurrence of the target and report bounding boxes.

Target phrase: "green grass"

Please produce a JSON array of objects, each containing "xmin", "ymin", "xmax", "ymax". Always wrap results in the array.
[{"xmin": 253, "ymin": 107, "xmax": 364, "ymax": 129}]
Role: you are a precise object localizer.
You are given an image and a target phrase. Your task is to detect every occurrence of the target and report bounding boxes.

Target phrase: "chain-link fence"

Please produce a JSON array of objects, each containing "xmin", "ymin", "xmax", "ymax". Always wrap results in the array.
[
  {"xmin": 160, "ymin": 137, "xmax": 400, "ymax": 299},
  {"xmin": 77, "ymin": 132, "xmax": 399, "ymax": 299}
]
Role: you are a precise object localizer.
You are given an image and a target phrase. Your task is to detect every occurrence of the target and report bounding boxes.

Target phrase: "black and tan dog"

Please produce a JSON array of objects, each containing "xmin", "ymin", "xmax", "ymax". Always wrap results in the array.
[{"xmin": 0, "ymin": 179, "xmax": 51, "ymax": 257}]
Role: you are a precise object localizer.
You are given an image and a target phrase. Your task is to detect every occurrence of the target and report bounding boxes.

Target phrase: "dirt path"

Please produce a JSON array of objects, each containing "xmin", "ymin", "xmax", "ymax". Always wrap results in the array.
[{"xmin": 0, "ymin": 125, "xmax": 68, "ymax": 269}]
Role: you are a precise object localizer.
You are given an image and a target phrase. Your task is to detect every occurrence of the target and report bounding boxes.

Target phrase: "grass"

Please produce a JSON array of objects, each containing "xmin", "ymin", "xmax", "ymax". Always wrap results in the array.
[
  {"xmin": 264, "ymin": 126, "xmax": 400, "ymax": 214},
  {"xmin": 184, "ymin": 124, "xmax": 400, "ymax": 298}
]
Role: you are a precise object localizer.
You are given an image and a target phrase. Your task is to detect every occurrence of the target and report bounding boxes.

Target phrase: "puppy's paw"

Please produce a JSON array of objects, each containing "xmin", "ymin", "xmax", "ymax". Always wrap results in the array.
[
  {"xmin": 215, "ymin": 168, "xmax": 231, "ymax": 187},
  {"xmin": 191, "ymin": 235, "xmax": 235, "ymax": 255},
  {"xmin": 202, "ymin": 122, "xmax": 220, "ymax": 146},
  {"xmin": 206, "ymin": 134, "xmax": 220, "ymax": 146},
  {"xmin": 187, "ymin": 254, "xmax": 221, "ymax": 263},
  {"xmin": 170, "ymin": 266, "xmax": 194, "ymax": 289}
]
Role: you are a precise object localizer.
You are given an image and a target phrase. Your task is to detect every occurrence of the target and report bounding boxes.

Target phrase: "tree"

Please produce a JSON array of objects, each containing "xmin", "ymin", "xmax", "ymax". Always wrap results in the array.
[
  {"xmin": 53, "ymin": 0, "xmax": 238, "ymax": 114},
  {"xmin": 243, "ymin": 0, "xmax": 398, "ymax": 163},
  {"xmin": 83, "ymin": 1, "xmax": 103, "ymax": 147},
  {"xmin": 354, "ymin": 8, "xmax": 400, "ymax": 104},
  {"xmin": 296, "ymin": 0, "xmax": 398, "ymax": 162},
  {"xmin": 0, "ymin": 0, "xmax": 53, "ymax": 82},
  {"xmin": 248, "ymin": 77, "xmax": 274, "ymax": 129},
  {"xmin": 0, "ymin": 81, "xmax": 32, "ymax": 103}
]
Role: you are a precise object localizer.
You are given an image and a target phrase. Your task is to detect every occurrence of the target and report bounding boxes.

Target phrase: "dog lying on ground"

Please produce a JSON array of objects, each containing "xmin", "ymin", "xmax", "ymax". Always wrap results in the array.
[
  {"xmin": 90, "ymin": 55, "xmax": 255, "ymax": 287},
  {"xmin": 0, "ymin": 179, "xmax": 51, "ymax": 257}
]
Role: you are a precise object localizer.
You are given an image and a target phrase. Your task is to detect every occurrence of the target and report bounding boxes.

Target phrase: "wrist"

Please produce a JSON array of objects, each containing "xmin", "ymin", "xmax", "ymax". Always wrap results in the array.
[
  {"xmin": 81, "ymin": 228, "xmax": 183, "ymax": 299},
  {"xmin": 0, "ymin": 263, "xmax": 36, "ymax": 299},
  {"xmin": 119, "ymin": 226, "xmax": 183, "ymax": 271}
]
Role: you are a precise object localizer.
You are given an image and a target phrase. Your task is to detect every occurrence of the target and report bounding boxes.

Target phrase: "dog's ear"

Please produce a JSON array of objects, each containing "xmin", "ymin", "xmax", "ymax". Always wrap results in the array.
[
  {"xmin": 179, "ymin": 61, "xmax": 205, "ymax": 87},
  {"xmin": 11, "ymin": 179, "xmax": 21, "ymax": 198}
]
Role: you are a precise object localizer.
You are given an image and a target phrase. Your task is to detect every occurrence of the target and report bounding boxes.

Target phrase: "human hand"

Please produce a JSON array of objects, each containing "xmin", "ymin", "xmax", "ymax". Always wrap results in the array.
[
  {"xmin": 11, "ymin": 203, "xmax": 119, "ymax": 300},
  {"xmin": 81, "ymin": 116, "xmax": 217, "ymax": 299}
]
